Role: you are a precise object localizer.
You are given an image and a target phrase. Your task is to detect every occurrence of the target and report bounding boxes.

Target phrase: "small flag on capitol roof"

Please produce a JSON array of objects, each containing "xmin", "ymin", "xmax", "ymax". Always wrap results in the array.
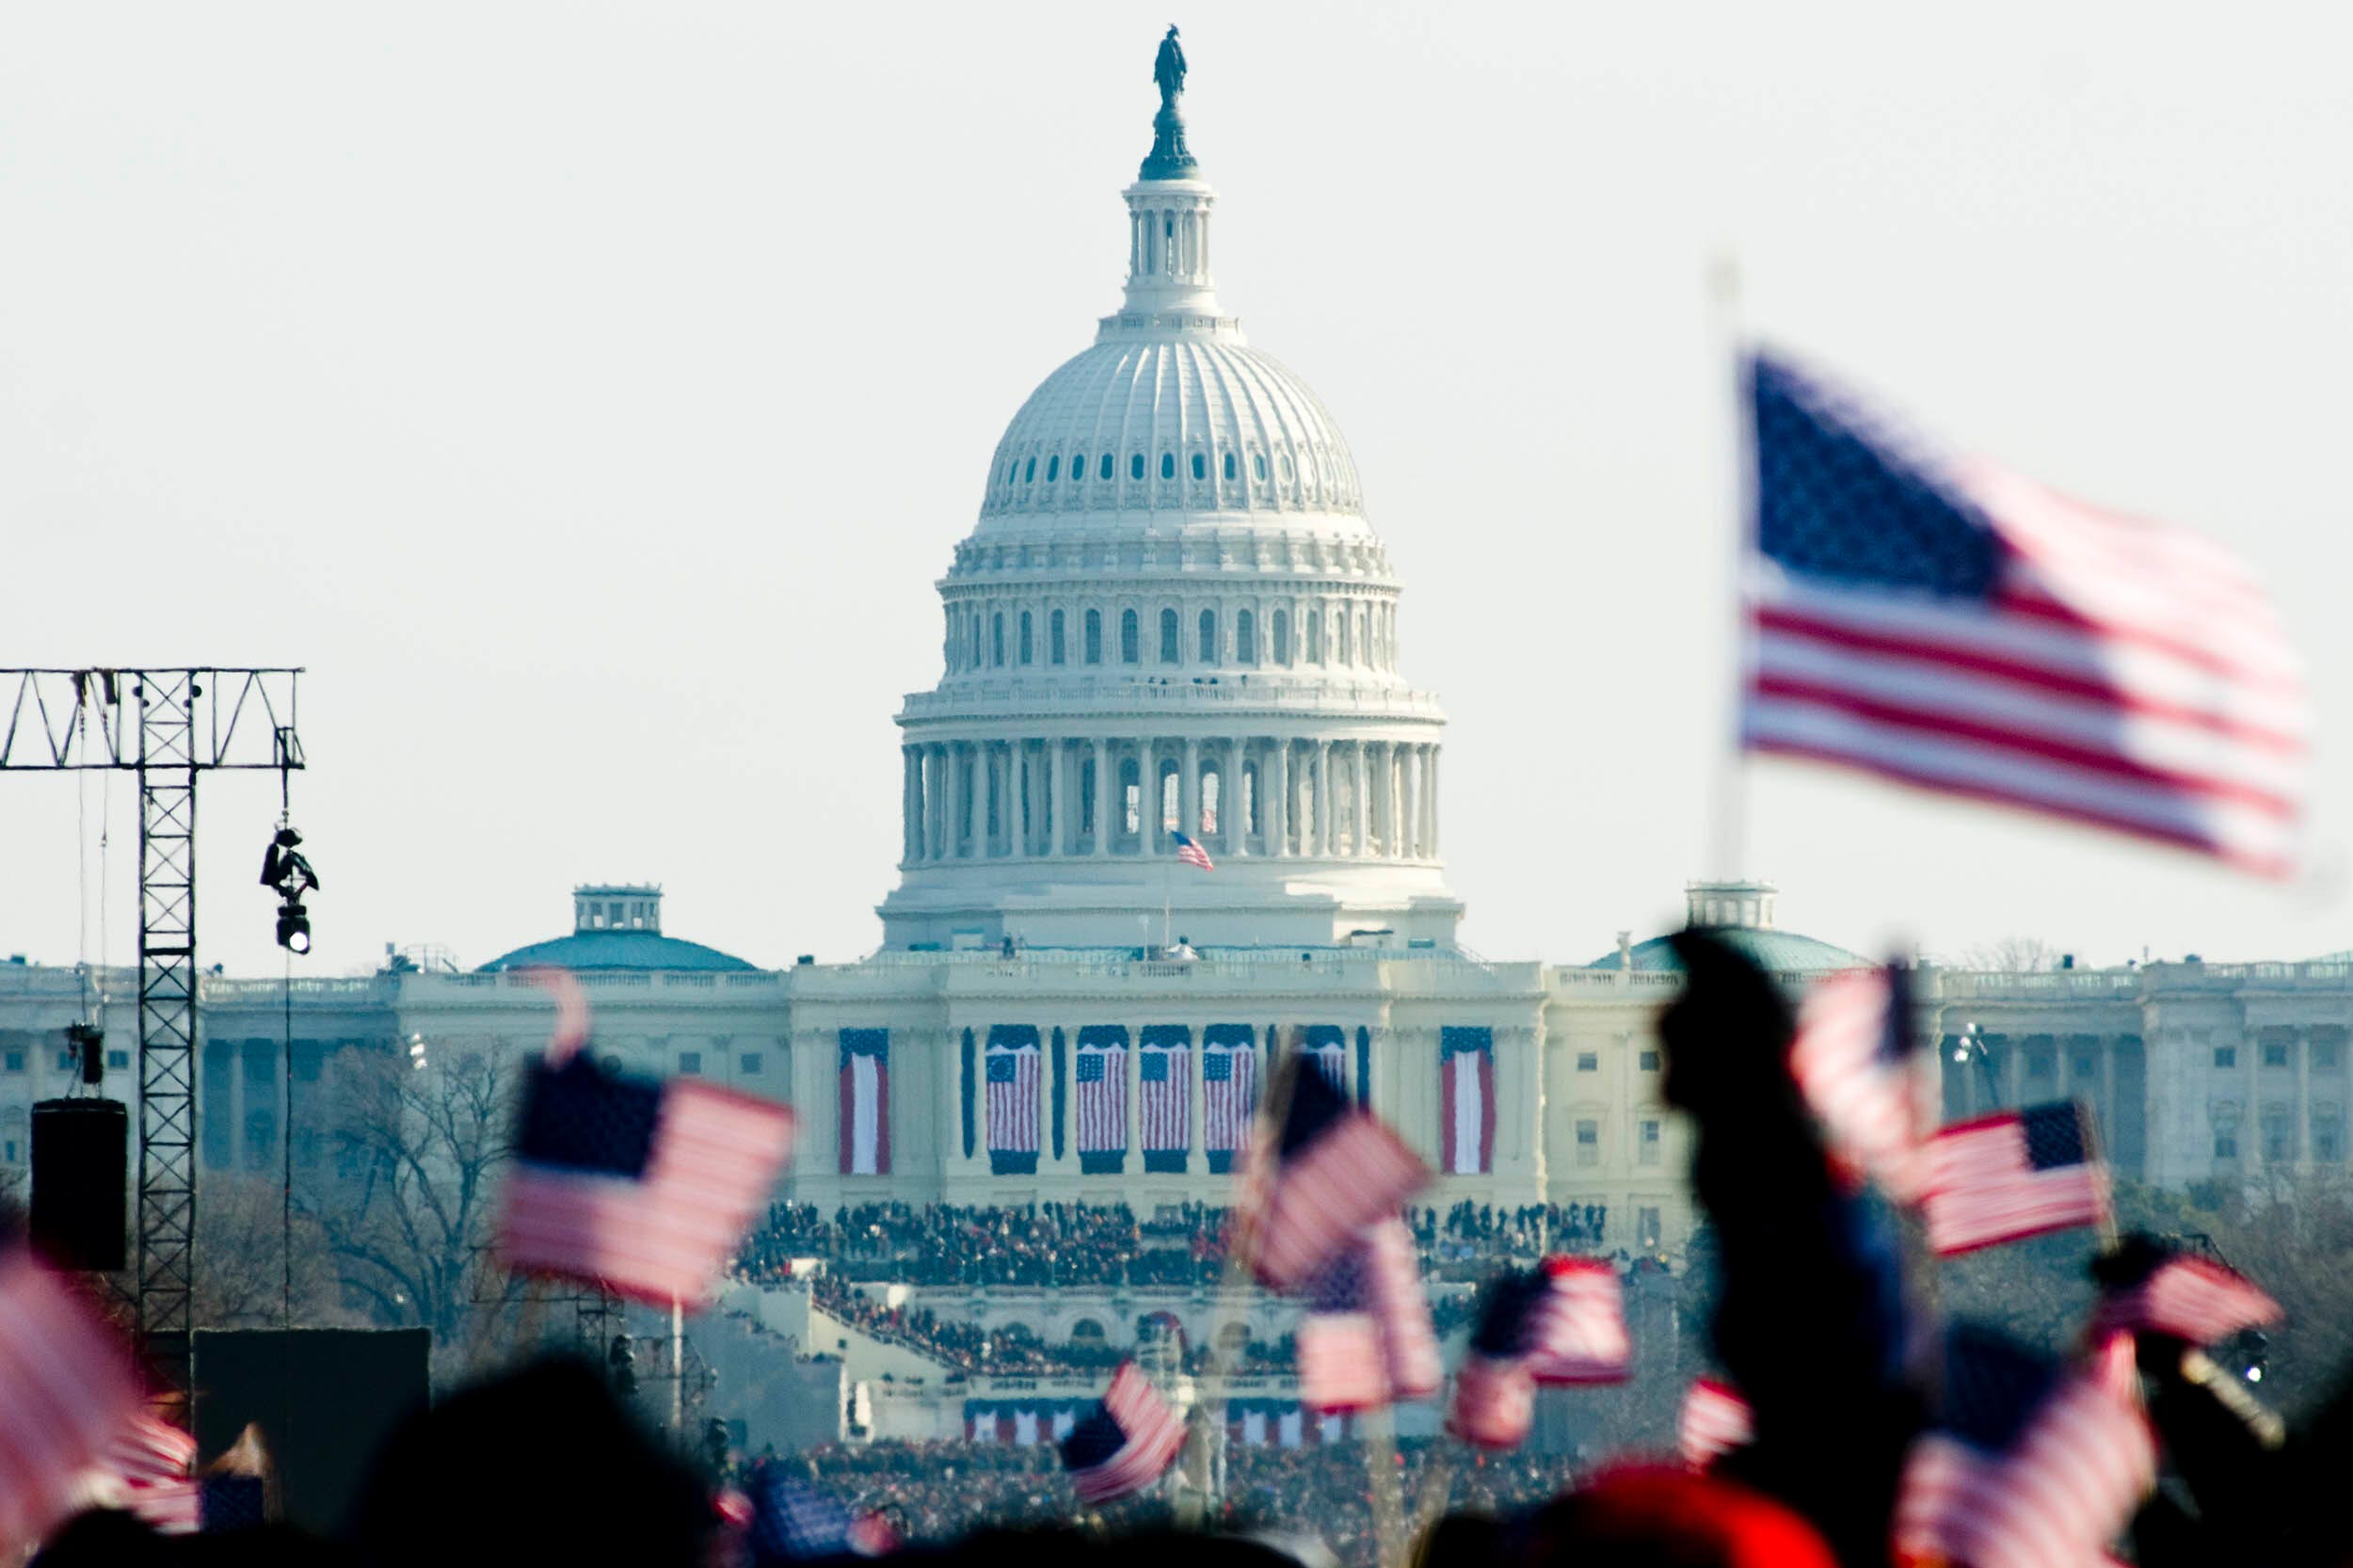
[
  {"xmin": 1894, "ymin": 1323, "xmax": 2153, "ymax": 1568},
  {"xmin": 1171, "ymin": 830, "xmax": 1215, "ymax": 871},
  {"xmin": 1741, "ymin": 349, "xmax": 2307, "ymax": 876},
  {"xmin": 1231, "ymin": 1056, "xmax": 1428, "ymax": 1292},
  {"xmin": 1059, "ymin": 1362, "xmax": 1187, "ymax": 1506},
  {"xmin": 1920, "ymin": 1099, "xmax": 2109, "ymax": 1257},
  {"xmin": 499, "ymin": 1041, "xmax": 796, "ymax": 1305}
]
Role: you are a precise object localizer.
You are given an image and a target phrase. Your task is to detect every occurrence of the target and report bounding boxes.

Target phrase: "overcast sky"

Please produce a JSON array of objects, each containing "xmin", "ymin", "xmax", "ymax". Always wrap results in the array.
[{"xmin": 3, "ymin": 2, "xmax": 2347, "ymax": 978}]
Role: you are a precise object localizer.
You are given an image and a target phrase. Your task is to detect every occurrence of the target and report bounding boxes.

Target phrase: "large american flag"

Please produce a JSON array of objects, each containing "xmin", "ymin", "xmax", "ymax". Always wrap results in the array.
[
  {"xmin": 1075, "ymin": 1033, "xmax": 1128, "ymax": 1165},
  {"xmin": 1895, "ymin": 1325, "xmax": 2153, "ymax": 1568},
  {"xmin": 500, "ymin": 1051, "xmax": 797, "ymax": 1304},
  {"xmin": 2094, "ymin": 1252, "xmax": 2280, "ymax": 1348},
  {"xmin": 1788, "ymin": 962, "xmax": 1931, "ymax": 1200},
  {"xmin": 985, "ymin": 1037, "xmax": 1040, "ymax": 1158},
  {"xmin": 1743, "ymin": 350, "xmax": 2307, "ymax": 876},
  {"xmin": 1524, "ymin": 1256, "xmax": 1632, "ymax": 1384},
  {"xmin": 1060, "ymin": 1363, "xmax": 1187, "ymax": 1505},
  {"xmin": 1295, "ymin": 1218, "xmax": 1439, "ymax": 1413},
  {"xmin": 1238, "ymin": 1059, "xmax": 1429, "ymax": 1291},
  {"xmin": 1140, "ymin": 1037, "xmax": 1190, "ymax": 1160},
  {"xmin": 1203, "ymin": 1034, "xmax": 1257, "ymax": 1172},
  {"xmin": 1922, "ymin": 1100, "xmax": 2109, "ymax": 1257},
  {"xmin": 0, "ymin": 1247, "xmax": 142, "ymax": 1546}
]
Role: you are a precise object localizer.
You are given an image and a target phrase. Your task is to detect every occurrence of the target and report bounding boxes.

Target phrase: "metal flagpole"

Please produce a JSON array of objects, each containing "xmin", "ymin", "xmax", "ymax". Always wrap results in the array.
[{"xmin": 1707, "ymin": 248, "xmax": 1753, "ymax": 886}]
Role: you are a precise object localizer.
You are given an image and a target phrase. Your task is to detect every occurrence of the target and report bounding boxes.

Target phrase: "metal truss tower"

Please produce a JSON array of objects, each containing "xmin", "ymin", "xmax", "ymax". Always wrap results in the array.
[{"xmin": 1, "ymin": 668, "xmax": 304, "ymax": 1390}]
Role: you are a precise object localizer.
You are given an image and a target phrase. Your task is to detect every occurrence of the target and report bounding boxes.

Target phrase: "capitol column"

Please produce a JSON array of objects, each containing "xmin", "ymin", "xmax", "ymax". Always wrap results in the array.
[
  {"xmin": 1139, "ymin": 738, "xmax": 1160, "ymax": 853},
  {"xmin": 1425, "ymin": 747, "xmax": 1439, "ymax": 856},
  {"xmin": 1093, "ymin": 739, "xmax": 1113, "ymax": 856},
  {"xmin": 1351, "ymin": 742, "xmax": 1369, "ymax": 857},
  {"xmin": 1180, "ymin": 738, "xmax": 1201, "ymax": 845},
  {"xmin": 1312, "ymin": 742, "xmax": 1332, "ymax": 856},
  {"xmin": 1383, "ymin": 743, "xmax": 1403, "ymax": 859},
  {"xmin": 1268, "ymin": 741, "xmax": 1289, "ymax": 857},
  {"xmin": 1398, "ymin": 746, "xmax": 1418, "ymax": 859},
  {"xmin": 1046, "ymin": 738, "xmax": 1064, "ymax": 857},
  {"xmin": 1225, "ymin": 739, "xmax": 1247, "ymax": 856}
]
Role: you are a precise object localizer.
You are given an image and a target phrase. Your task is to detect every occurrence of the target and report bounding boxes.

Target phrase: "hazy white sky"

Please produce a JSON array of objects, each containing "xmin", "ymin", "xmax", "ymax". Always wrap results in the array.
[{"xmin": 3, "ymin": 2, "xmax": 2348, "ymax": 978}]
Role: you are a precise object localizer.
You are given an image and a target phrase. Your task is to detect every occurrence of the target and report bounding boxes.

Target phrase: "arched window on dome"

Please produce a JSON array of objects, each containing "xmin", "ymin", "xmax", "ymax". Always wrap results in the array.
[
  {"xmin": 1046, "ymin": 456, "xmax": 1059, "ymax": 483},
  {"xmin": 1131, "ymin": 453, "xmax": 1145, "ymax": 481},
  {"xmin": 1254, "ymin": 453, "xmax": 1268, "ymax": 483},
  {"xmin": 1224, "ymin": 452, "xmax": 1237, "ymax": 483},
  {"xmin": 1049, "ymin": 610, "xmax": 1066, "ymax": 665},
  {"xmin": 1160, "ymin": 760, "xmax": 1179, "ymax": 833},
  {"xmin": 1242, "ymin": 762, "xmax": 1261, "ymax": 837},
  {"xmin": 1018, "ymin": 612, "xmax": 1033, "ymax": 665},
  {"xmin": 1307, "ymin": 610, "xmax": 1324, "ymax": 664},
  {"xmin": 1235, "ymin": 609, "xmax": 1257, "ymax": 665},
  {"xmin": 1272, "ymin": 609, "xmax": 1291, "ymax": 667},
  {"xmin": 1160, "ymin": 453, "xmax": 1176, "ymax": 481},
  {"xmin": 1191, "ymin": 452, "xmax": 1206, "ymax": 481},
  {"xmin": 1099, "ymin": 453, "xmax": 1113, "ymax": 481},
  {"xmin": 1085, "ymin": 609, "xmax": 1103, "ymax": 665},
  {"xmin": 1198, "ymin": 609, "xmax": 1217, "ymax": 664},
  {"xmin": 1120, "ymin": 610, "xmax": 1140, "ymax": 665},
  {"xmin": 992, "ymin": 614, "xmax": 1005, "ymax": 667},
  {"xmin": 1279, "ymin": 454, "xmax": 1294, "ymax": 483},
  {"xmin": 1070, "ymin": 454, "xmax": 1084, "ymax": 483},
  {"xmin": 1159, "ymin": 608, "xmax": 1180, "ymax": 665},
  {"xmin": 1024, "ymin": 457, "xmax": 1035, "ymax": 484}
]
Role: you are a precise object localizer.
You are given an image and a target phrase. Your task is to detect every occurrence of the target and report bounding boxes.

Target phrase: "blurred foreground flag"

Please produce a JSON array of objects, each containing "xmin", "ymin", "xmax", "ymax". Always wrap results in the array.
[
  {"xmin": 0, "ymin": 1246, "xmax": 141, "ymax": 1546},
  {"xmin": 1298, "ymin": 1218, "xmax": 1441, "ymax": 1414},
  {"xmin": 500, "ymin": 1051, "xmax": 795, "ymax": 1304},
  {"xmin": 1677, "ymin": 1378, "xmax": 1753, "ymax": 1470},
  {"xmin": 1789, "ymin": 962, "xmax": 1931, "ymax": 1200},
  {"xmin": 1234, "ymin": 1057, "xmax": 1427, "ymax": 1291},
  {"xmin": 2092, "ymin": 1240, "xmax": 2281, "ymax": 1348},
  {"xmin": 1059, "ymin": 1362, "xmax": 1187, "ymax": 1506},
  {"xmin": 1743, "ymin": 350, "xmax": 2307, "ymax": 876},
  {"xmin": 1444, "ymin": 1270, "xmax": 1549, "ymax": 1448},
  {"xmin": 1524, "ymin": 1256, "xmax": 1632, "ymax": 1384},
  {"xmin": 1922, "ymin": 1100, "xmax": 2108, "ymax": 1257},
  {"xmin": 1895, "ymin": 1324, "xmax": 2153, "ymax": 1568}
]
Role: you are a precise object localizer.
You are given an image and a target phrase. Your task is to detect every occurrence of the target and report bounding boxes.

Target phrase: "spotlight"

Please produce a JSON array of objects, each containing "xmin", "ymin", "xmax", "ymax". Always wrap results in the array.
[
  {"xmin": 408, "ymin": 1032, "xmax": 428, "ymax": 1071},
  {"xmin": 276, "ymin": 897, "xmax": 312, "ymax": 955}
]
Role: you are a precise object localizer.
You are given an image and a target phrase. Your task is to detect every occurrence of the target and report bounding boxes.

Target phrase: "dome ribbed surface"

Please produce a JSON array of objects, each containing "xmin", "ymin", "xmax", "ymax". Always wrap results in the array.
[
  {"xmin": 476, "ymin": 931, "xmax": 756, "ymax": 973},
  {"xmin": 978, "ymin": 339, "xmax": 1362, "ymax": 524},
  {"xmin": 1589, "ymin": 929, "xmax": 1866, "ymax": 976}
]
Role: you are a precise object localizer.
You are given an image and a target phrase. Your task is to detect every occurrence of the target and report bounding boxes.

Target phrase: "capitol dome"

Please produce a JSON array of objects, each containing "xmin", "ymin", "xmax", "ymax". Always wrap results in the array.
[
  {"xmin": 976, "ymin": 338, "xmax": 1366, "ymax": 528},
  {"xmin": 476, "ymin": 885, "xmax": 755, "ymax": 973},
  {"xmin": 1588, "ymin": 881, "xmax": 1866, "ymax": 977}
]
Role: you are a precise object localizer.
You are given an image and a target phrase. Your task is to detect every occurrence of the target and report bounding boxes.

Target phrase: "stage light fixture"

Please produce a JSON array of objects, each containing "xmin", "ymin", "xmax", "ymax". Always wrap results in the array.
[{"xmin": 276, "ymin": 897, "xmax": 312, "ymax": 955}]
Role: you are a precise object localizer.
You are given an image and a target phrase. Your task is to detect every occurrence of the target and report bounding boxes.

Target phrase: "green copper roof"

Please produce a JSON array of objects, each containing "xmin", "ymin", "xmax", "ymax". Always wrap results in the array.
[
  {"xmin": 476, "ymin": 930, "xmax": 757, "ymax": 973},
  {"xmin": 1589, "ymin": 927, "xmax": 1866, "ymax": 976}
]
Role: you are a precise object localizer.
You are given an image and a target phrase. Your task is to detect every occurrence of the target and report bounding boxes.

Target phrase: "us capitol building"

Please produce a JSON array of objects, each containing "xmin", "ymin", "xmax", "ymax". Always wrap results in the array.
[{"xmin": 4, "ymin": 45, "xmax": 2349, "ymax": 1398}]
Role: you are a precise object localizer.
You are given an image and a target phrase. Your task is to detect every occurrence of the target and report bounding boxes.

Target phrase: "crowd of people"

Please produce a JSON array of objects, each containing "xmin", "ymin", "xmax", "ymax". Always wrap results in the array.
[
  {"xmin": 735, "ymin": 1200, "xmax": 1615, "ymax": 1292},
  {"xmin": 785, "ymin": 1438, "xmax": 1584, "ymax": 1567}
]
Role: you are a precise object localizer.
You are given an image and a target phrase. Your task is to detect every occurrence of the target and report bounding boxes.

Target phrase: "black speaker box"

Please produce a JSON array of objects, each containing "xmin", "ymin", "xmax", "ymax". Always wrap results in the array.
[{"xmin": 30, "ymin": 1097, "xmax": 127, "ymax": 1272}]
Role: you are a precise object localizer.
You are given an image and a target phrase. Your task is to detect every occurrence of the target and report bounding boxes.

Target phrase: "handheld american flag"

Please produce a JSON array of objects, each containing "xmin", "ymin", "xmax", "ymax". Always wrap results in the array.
[
  {"xmin": 1921, "ymin": 1100, "xmax": 2109, "ymax": 1257},
  {"xmin": 1059, "ymin": 1362, "xmax": 1187, "ymax": 1505},
  {"xmin": 1296, "ymin": 1217, "xmax": 1440, "ymax": 1413},
  {"xmin": 0, "ymin": 1246, "xmax": 142, "ymax": 1547},
  {"xmin": 2092, "ymin": 1244, "xmax": 2280, "ymax": 1348},
  {"xmin": 107, "ymin": 1412, "xmax": 200, "ymax": 1534},
  {"xmin": 1443, "ymin": 1269, "xmax": 1550, "ymax": 1449},
  {"xmin": 1677, "ymin": 1378, "xmax": 1753, "ymax": 1470},
  {"xmin": 1743, "ymin": 350, "xmax": 2307, "ymax": 876},
  {"xmin": 1894, "ymin": 1324, "xmax": 2153, "ymax": 1568},
  {"xmin": 1171, "ymin": 831, "xmax": 1215, "ymax": 871},
  {"xmin": 1788, "ymin": 962, "xmax": 1932, "ymax": 1200},
  {"xmin": 1235, "ymin": 1057, "xmax": 1429, "ymax": 1291},
  {"xmin": 1523, "ymin": 1256, "xmax": 1632, "ymax": 1384},
  {"xmin": 499, "ymin": 1050, "xmax": 796, "ymax": 1304}
]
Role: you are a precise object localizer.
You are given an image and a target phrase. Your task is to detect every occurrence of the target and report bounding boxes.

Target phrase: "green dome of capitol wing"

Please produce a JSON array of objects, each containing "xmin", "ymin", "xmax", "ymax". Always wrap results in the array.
[
  {"xmin": 1587, "ymin": 881, "xmax": 1867, "ymax": 977},
  {"xmin": 475, "ymin": 885, "xmax": 757, "ymax": 973}
]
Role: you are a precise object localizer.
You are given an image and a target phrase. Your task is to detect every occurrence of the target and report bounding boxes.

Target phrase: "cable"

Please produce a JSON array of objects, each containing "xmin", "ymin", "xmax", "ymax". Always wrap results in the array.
[{"xmin": 283, "ymin": 950, "xmax": 295, "ymax": 1327}]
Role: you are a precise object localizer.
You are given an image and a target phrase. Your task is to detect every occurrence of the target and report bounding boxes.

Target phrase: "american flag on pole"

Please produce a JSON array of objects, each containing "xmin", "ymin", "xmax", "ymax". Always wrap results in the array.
[
  {"xmin": 1234, "ymin": 1056, "xmax": 1430, "ymax": 1292},
  {"xmin": 1295, "ymin": 1218, "xmax": 1440, "ymax": 1413},
  {"xmin": 1788, "ymin": 962, "xmax": 1932, "ymax": 1200},
  {"xmin": 2093, "ymin": 1250, "xmax": 2280, "ymax": 1348},
  {"xmin": 1742, "ymin": 350, "xmax": 2307, "ymax": 876},
  {"xmin": 1075, "ymin": 1029, "xmax": 1128, "ymax": 1174},
  {"xmin": 1171, "ymin": 830, "xmax": 1215, "ymax": 871},
  {"xmin": 1523, "ymin": 1256, "xmax": 1632, "ymax": 1384},
  {"xmin": 1060, "ymin": 1363, "xmax": 1187, "ymax": 1506},
  {"xmin": 1444, "ymin": 1270, "xmax": 1550, "ymax": 1448},
  {"xmin": 1894, "ymin": 1324, "xmax": 2153, "ymax": 1568},
  {"xmin": 0, "ymin": 1246, "xmax": 142, "ymax": 1547},
  {"xmin": 1203, "ymin": 1029, "xmax": 1257, "ymax": 1175},
  {"xmin": 1678, "ymin": 1378, "xmax": 1753, "ymax": 1470},
  {"xmin": 499, "ymin": 1051, "xmax": 796, "ymax": 1304},
  {"xmin": 984, "ymin": 1031, "xmax": 1041, "ymax": 1174},
  {"xmin": 1922, "ymin": 1100, "xmax": 2109, "ymax": 1257},
  {"xmin": 1139, "ymin": 1032, "xmax": 1191, "ymax": 1172}
]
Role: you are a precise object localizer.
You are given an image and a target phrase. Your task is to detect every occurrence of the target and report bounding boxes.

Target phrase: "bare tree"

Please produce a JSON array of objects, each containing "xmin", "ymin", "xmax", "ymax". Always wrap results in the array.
[
  {"xmin": 319, "ymin": 1046, "xmax": 525, "ymax": 1368},
  {"xmin": 194, "ymin": 1175, "xmax": 348, "ymax": 1328},
  {"xmin": 1958, "ymin": 936, "xmax": 2063, "ymax": 973}
]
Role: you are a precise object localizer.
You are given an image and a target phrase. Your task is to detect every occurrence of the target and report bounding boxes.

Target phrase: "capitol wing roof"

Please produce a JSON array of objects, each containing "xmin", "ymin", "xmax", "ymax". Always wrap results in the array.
[
  {"xmin": 1589, "ymin": 928, "xmax": 1867, "ymax": 976},
  {"xmin": 976, "ymin": 337, "xmax": 1365, "ymax": 530},
  {"xmin": 476, "ymin": 931, "xmax": 757, "ymax": 973}
]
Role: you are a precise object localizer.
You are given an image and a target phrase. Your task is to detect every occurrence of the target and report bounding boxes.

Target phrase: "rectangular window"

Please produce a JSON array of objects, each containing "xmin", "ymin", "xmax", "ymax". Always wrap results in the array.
[
  {"xmin": 1638, "ymin": 1119, "xmax": 1661, "ymax": 1164},
  {"xmin": 679, "ymin": 1051, "xmax": 703, "ymax": 1076},
  {"xmin": 2026, "ymin": 1049, "xmax": 2054, "ymax": 1080},
  {"xmin": 105, "ymin": 1050, "xmax": 130, "ymax": 1069},
  {"xmin": 1018, "ymin": 613, "xmax": 1032, "ymax": 664},
  {"xmin": 740, "ymin": 1052, "xmax": 764, "ymax": 1076},
  {"xmin": 1575, "ymin": 1051, "xmax": 1597, "ymax": 1073},
  {"xmin": 242, "ymin": 1039, "xmax": 276, "ymax": 1086},
  {"xmin": 2214, "ymin": 1131, "xmax": 2239, "ymax": 1160},
  {"xmin": 2261, "ymin": 1108, "xmax": 2292, "ymax": 1161},
  {"xmin": 2264, "ymin": 1041, "xmax": 2291, "ymax": 1068},
  {"xmin": 56, "ymin": 1050, "xmax": 73, "ymax": 1072},
  {"xmin": 1575, "ymin": 1120, "xmax": 1598, "ymax": 1167},
  {"xmin": 1050, "ymin": 611, "xmax": 1065, "ymax": 665},
  {"xmin": 1637, "ymin": 1207, "xmax": 1662, "ymax": 1250},
  {"xmin": 1638, "ymin": 1049, "xmax": 1660, "ymax": 1072},
  {"xmin": 2214, "ymin": 1045, "xmax": 2237, "ymax": 1069},
  {"xmin": 2, "ymin": 1141, "xmax": 13, "ymax": 1163},
  {"xmin": 2318, "ymin": 1040, "xmax": 2342, "ymax": 1070},
  {"xmin": 2314, "ymin": 1121, "xmax": 2343, "ymax": 1163},
  {"xmin": 2, "ymin": 1053, "xmax": 20, "ymax": 1073}
]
